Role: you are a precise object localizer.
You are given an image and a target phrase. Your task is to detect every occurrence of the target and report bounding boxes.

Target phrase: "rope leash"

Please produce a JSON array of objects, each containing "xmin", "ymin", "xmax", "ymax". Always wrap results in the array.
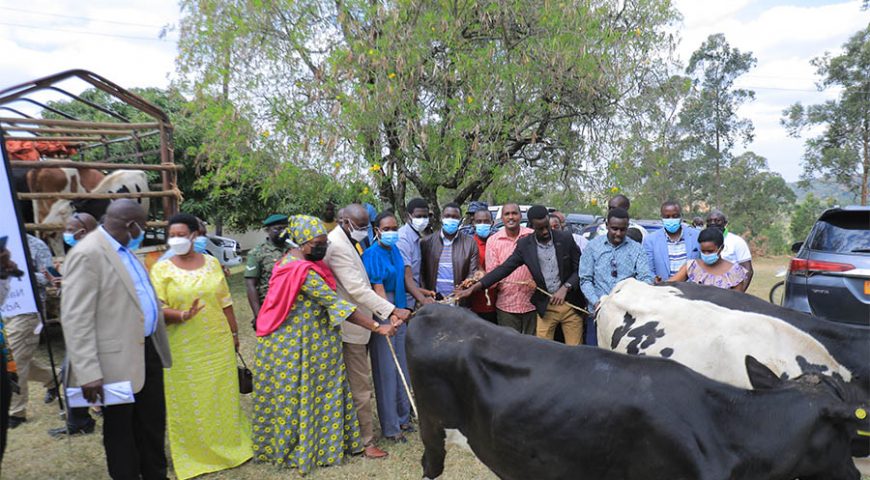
[{"xmin": 502, "ymin": 280, "xmax": 590, "ymax": 315}]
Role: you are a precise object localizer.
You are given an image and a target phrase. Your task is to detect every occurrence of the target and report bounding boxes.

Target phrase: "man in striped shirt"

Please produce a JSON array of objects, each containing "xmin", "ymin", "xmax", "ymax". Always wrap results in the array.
[
  {"xmin": 420, "ymin": 203, "xmax": 478, "ymax": 307},
  {"xmin": 642, "ymin": 201, "xmax": 700, "ymax": 282}
]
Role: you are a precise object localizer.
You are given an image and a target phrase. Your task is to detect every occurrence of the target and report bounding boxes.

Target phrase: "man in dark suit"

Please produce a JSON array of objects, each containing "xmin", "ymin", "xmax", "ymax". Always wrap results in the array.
[{"xmin": 456, "ymin": 205, "xmax": 585, "ymax": 345}]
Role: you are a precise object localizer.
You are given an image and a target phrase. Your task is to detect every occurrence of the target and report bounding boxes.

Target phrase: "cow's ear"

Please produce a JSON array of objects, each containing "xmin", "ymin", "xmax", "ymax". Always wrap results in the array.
[{"xmin": 745, "ymin": 356, "xmax": 782, "ymax": 390}]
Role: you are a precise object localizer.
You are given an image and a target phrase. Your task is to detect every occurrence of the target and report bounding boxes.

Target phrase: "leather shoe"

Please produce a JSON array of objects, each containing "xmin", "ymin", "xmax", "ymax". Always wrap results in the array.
[
  {"xmin": 363, "ymin": 445, "xmax": 389, "ymax": 459},
  {"xmin": 44, "ymin": 386, "xmax": 59, "ymax": 404},
  {"xmin": 400, "ymin": 423, "xmax": 416, "ymax": 433},
  {"xmin": 8, "ymin": 416, "xmax": 26, "ymax": 429},
  {"xmin": 48, "ymin": 422, "xmax": 96, "ymax": 438}
]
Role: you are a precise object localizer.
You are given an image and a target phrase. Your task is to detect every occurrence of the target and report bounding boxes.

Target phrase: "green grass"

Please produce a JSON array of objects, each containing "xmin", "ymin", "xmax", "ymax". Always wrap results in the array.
[{"xmin": 5, "ymin": 257, "xmax": 868, "ymax": 479}]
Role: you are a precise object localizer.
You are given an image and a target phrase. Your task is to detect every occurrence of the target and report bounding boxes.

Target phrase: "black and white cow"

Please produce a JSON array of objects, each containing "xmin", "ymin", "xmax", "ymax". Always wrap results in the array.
[
  {"xmin": 662, "ymin": 280, "xmax": 870, "ymax": 397},
  {"xmin": 407, "ymin": 304, "xmax": 865, "ymax": 480},
  {"xmin": 597, "ymin": 278, "xmax": 859, "ymax": 393}
]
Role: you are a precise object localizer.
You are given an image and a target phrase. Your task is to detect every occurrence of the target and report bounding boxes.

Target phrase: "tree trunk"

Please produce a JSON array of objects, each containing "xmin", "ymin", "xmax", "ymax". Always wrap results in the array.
[{"xmin": 862, "ymin": 123, "xmax": 869, "ymax": 206}]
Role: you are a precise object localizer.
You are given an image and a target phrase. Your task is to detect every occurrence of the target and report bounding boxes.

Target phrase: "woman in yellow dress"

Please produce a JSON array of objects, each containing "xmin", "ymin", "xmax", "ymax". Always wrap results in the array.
[{"xmin": 150, "ymin": 213, "xmax": 252, "ymax": 479}]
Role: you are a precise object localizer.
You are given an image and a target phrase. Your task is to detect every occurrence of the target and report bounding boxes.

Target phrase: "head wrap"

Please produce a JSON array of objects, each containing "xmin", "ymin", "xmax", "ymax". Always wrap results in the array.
[{"xmin": 284, "ymin": 215, "xmax": 327, "ymax": 247}]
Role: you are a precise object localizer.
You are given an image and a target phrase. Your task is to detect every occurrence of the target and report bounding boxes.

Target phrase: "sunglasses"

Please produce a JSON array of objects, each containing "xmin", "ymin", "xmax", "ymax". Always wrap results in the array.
[{"xmin": 610, "ymin": 257, "xmax": 618, "ymax": 278}]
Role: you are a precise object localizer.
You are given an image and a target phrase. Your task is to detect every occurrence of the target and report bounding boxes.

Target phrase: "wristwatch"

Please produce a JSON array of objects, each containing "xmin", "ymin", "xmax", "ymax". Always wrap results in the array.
[
  {"xmin": 562, "ymin": 282, "xmax": 573, "ymax": 290},
  {"xmin": 370, "ymin": 321, "xmax": 380, "ymax": 332}
]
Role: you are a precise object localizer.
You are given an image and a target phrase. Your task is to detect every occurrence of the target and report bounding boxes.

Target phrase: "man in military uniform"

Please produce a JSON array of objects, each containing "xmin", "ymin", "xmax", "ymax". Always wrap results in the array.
[{"xmin": 245, "ymin": 214, "xmax": 289, "ymax": 328}]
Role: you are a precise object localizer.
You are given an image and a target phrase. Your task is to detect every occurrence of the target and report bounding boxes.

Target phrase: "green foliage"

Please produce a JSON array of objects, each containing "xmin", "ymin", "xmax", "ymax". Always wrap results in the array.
[
  {"xmin": 175, "ymin": 0, "xmax": 680, "ymax": 217},
  {"xmin": 782, "ymin": 25, "xmax": 870, "ymax": 206},
  {"xmin": 789, "ymin": 193, "xmax": 825, "ymax": 244}
]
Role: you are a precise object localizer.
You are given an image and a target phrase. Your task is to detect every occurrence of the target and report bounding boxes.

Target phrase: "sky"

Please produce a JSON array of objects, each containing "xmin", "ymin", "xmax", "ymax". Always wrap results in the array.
[{"xmin": 0, "ymin": 1, "xmax": 867, "ymax": 182}]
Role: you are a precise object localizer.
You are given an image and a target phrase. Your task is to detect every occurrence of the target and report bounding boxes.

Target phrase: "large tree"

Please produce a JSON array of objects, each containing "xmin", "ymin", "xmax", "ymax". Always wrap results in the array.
[
  {"xmin": 782, "ymin": 25, "xmax": 870, "ymax": 206},
  {"xmin": 680, "ymin": 33, "xmax": 756, "ymax": 207},
  {"xmin": 176, "ymin": 0, "xmax": 679, "ymax": 216}
]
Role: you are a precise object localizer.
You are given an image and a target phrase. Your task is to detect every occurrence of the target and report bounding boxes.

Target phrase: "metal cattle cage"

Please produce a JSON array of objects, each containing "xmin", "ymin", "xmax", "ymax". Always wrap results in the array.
[{"xmin": 0, "ymin": 69, "xmax": 180, "ymax": 243}]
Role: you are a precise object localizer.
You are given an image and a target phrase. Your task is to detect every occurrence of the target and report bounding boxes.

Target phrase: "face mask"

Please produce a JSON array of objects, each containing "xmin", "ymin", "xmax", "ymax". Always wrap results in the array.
[
  {"xmin": 193, "ymin": 236, "xmax": 209, "ymax": 254},
  {"xmin": 662, "ymin": 218, "xmax": 681, "ymax": 234},
  {"xmin": 63, "ymin": 232, "xmax": 78, "ymax": 247},
  {"xmin": 441, "ymin": 218, "xmax": 460, "ymax": 235},
  {"xmin": 410, "ymin": 217, "xmax": 429, "ymax": 232},
  {"xmin": 349, "ymin": 225, "xmax": 369, "ymax": 243},
  {"xmin": 700, "ymin": 252, "xmax": 720, "ymax": 265},
  {"xmin": 306, "ymin": 243, "xmax": 328, "ymax": 262},
  {"xmin": 168, "ymin": 237, "xmax": 192, "ymax": 255},
  {"xmin": 127, "ymin": 224, "xmax": 144, "ymax": 250},
  {"xmin": 380, "ymin": 231, "xmax": 399, "ymax": 247},
  {"xmin": 475, "ymin": 224, "xmax": 492, "ymax": 239}
]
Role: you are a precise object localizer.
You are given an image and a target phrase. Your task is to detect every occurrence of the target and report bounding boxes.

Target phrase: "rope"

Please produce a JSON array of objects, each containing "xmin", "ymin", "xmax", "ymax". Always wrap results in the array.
[{"xmin": 501, "ymin": 280, "xmax": 590, "ymax": 315}]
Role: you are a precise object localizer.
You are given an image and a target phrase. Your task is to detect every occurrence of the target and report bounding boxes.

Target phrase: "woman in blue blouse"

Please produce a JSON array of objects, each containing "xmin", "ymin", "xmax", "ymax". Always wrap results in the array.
[{"xmin": 362, "ymin": 211, "xmax": 414, "ymax": 443}]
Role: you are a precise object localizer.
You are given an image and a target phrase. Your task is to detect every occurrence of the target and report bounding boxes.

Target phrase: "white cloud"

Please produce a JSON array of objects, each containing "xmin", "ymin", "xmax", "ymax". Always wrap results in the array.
[{"xmin": 674, "ymin": 0, "xmax": 870, "ymax": 181}]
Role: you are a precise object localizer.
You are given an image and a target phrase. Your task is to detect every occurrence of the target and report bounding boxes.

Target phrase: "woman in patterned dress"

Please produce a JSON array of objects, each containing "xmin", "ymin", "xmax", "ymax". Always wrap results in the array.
[
  {"xmin": 252, "ymin": 215, "xmax": 396, "ymax": 473},
  {"xmin": 668, "ymin": 227, "xmax": 748, "ymax": 291},
  {"xmin": 149, "ymin": 213, "xmax": 252, "ymax": 479}
]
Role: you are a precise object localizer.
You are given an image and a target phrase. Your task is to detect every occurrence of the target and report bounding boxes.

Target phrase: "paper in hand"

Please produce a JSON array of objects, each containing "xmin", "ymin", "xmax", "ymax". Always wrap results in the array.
[{"xmin": 65, "ymin": 381, "xmax": 135, "ymax": 407}]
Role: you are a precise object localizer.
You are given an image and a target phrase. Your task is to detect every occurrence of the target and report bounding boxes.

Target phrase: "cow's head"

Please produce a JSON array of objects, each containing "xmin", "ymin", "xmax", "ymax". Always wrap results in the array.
[{"xmin": 746, "ymin": 355, "xmax": 865, "ymax": 480}]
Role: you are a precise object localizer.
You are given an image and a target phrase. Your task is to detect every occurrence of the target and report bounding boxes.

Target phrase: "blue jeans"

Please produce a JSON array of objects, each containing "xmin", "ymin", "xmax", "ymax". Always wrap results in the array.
[
  {"xmin": 585, "ymin": 314, "xmax": 598, "ymax": 346},
  {"xmin": 369, "ymin": 323, "xmax": 411, "ymax": 438}
]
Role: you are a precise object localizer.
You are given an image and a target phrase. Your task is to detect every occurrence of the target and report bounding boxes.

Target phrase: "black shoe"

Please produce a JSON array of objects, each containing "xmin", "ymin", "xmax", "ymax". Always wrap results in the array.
[
  {"xmin": 384, "ymin": 434, "xmax": 407, "ymax": 444},
  {"xmin": 44, "ymin": 386, "xmax": 60, "ymax": 404},
  {"xmin": 400, "ymin": 423, "xmax": 417, "ymax": 433},
  {"xmin": 48, "ymin": 422, "xmax": 96, "ymax": 438},
  {"xmin": 8, "ymin": 416, "xmax": 26, "ymax": 429}
]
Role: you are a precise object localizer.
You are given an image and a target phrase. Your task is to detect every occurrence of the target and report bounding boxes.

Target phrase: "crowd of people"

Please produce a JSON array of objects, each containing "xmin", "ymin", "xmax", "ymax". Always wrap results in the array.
[{"xmin": 0, "ymin": 193, "xmax": 757, "ymax": 478}]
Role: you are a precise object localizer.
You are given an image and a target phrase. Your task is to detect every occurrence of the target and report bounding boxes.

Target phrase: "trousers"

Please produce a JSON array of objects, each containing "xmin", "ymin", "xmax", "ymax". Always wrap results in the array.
[
  {"xmin": 101, "ymin": 337, "xmax": 167, "ymax": 480},
  {"xmin": 6, "ymin": 313, "xmax": 54, "ymax": 418},
  {"xmin": 343, "ymin": 342, "xmax": 376, "ymax": 446},
  {"xmin": 369, "ymin": 323, "xmax": 411, "ymax": 438}
]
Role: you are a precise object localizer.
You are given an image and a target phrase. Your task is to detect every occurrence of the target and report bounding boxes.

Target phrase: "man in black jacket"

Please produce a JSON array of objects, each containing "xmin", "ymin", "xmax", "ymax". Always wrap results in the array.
[{"xmin": 456, "ymin": 205, "xmax": 585, "ymax": 345}]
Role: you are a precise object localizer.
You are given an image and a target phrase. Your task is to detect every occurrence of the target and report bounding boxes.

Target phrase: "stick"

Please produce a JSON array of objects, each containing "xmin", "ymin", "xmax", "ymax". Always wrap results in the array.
[
  {"xmin": 502, "ymin": 280, "xmax": 590, "ymax": 315},
  {"xmin": 385, "ymin": 335, "xmax": 417, "ymax": 418}
]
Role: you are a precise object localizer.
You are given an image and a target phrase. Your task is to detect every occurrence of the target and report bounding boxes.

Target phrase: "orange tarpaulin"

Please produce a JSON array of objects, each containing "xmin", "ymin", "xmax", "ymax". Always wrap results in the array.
[{"xmin": 5, "ymin": 140, "xmax": 78, "ymax": 161}]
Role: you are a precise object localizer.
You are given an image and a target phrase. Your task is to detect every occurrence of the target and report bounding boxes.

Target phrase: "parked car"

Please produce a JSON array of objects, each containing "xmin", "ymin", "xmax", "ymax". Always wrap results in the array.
[
  {"xmin": 205, "ymin": 234, "xmax": 243, "ymax": 267},
  {"xmin": 782, "ymin": 206, "xmax": 870, "ymax": 326}
]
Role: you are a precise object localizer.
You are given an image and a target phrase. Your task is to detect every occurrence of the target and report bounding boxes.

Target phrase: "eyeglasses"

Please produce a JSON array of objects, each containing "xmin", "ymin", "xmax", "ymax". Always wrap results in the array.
[{"xmin": 610, "ymin": 257, "xmax": 618, "ymax": 278}]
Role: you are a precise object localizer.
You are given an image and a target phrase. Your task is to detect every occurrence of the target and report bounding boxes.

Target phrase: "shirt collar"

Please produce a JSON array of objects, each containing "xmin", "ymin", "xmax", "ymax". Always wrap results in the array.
[
  {"xmin": 604, "ymin": 236, "xmax": 629, "ymax": 249},
  {"xmin": 440, "ymin": 231, "xmax": 455, "ymax": 246},
  {"xmin": 99, "ymin": 226, "xmax": 126, "ymax": 252}
]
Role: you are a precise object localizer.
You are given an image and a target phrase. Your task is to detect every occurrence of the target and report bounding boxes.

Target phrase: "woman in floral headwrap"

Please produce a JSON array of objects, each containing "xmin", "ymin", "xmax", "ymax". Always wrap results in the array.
[{"xmin": 251, "ymin": 215, "xmax": 396, "ymax": 473}]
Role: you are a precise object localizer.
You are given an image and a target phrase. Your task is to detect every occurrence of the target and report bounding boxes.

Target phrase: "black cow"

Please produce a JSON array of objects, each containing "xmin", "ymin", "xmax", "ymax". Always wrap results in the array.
[
  {"xmin": 664, "ymin": 281, "xmax": 870, "ymax": 398},
  {"xmin": 407, "ymin": 304, "xmax": 865, "ymax": 480}
]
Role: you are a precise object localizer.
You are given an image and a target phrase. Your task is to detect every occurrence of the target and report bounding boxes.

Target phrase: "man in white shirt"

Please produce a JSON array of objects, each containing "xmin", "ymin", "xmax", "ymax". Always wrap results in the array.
[{"xmin": 706, "ymin": 210, "xmax": 753, "ymax": 288}]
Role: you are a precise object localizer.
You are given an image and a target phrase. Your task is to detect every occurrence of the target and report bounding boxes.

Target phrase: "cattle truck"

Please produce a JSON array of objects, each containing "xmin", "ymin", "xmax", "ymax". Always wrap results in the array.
[{"xmin": 0, "ymin": 70, "xmax": 181, "ymax": 322}]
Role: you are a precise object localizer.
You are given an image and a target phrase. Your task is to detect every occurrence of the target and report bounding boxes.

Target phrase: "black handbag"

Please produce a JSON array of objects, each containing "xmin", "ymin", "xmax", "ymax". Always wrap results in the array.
[{"xmin": 237, "ymin": 352, "xmax": 253, "ymax": 394}]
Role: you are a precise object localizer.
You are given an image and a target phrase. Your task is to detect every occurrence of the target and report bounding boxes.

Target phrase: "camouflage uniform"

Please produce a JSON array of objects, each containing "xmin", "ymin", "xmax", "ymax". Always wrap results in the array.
[{"xmin": 244, "ymin": 240, "xmax": 287, "ymax": 303}]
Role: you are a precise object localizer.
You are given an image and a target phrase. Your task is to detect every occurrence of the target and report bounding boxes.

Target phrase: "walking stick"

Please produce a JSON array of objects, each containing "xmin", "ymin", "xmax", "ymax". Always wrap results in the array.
[
  {"xmin": 502, "ymin": 280, "xmax": 590, "ymax": 315},
  {"xmin": 385, "ymin": 335, "xmax": 417, "ymax": 418}
]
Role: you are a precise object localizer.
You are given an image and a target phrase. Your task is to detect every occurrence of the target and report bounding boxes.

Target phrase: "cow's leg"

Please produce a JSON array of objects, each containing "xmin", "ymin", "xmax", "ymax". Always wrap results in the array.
[{"xmin": 420, "ymin": 417, "xmax": 446, "ymax": 480}]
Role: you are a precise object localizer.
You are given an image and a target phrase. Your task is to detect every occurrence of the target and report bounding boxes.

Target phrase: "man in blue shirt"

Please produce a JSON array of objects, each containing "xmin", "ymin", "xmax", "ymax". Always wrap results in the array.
[
  {"xmin": 580, "ymin": 207, "xmax": 653, "ymax": 345},
  {"xmin": 396, "ymin": 198, "xmax": 436, "ymax": 309}
]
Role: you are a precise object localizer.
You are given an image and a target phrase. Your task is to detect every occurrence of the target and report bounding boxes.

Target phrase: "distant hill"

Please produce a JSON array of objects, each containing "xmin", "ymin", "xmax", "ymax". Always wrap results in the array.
[{"xmin": 789, "ymin": 178, "xmax": 860, "ymax": 206}]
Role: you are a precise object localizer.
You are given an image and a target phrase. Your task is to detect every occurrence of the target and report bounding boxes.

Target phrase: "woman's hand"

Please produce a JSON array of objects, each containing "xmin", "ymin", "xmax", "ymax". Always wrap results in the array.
[{"xmin": 183, "ymin": 298, "xmax": 204, "ymax": 322}]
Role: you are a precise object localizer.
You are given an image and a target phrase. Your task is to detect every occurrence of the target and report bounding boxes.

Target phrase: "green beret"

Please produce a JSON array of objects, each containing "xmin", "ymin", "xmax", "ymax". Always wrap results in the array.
[{"xmin": 263, "ymin": 214, "xmax": 289, "ymax": 227}]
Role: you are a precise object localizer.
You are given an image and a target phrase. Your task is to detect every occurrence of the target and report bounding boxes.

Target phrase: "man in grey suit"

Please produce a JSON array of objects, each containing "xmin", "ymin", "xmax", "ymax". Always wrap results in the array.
[{"xmin": 61, "ymin": 200, "xmax": 172, "ymax": 480}]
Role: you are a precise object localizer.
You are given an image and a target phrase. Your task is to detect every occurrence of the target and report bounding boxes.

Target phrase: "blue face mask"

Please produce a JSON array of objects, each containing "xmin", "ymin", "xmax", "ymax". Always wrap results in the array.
[
  {"xmin": 441, "ymin": 218, "xmax": 460, "ymax": 235},
  {"xmin": 700, "ymin": 252, "xmax": 720, "ymax": 265},
  {"xmin": 193, "ymin": 236, "xmax": 209, "ymax": 253},
  {"xmin": 127, "ymin": 224, "xmax": 145, "ymax": 250},
  {"xmin": 380, "ymin": 231, "xmax": 399, "ymax": 247},
  {"xmin": 63, "ymin": 232, "xmax": 78, "ymax": 247},
  {"xmin": 662, "ymin": 218, "xmax": 681, "ymax": 234},
  {"xmin": 475, "ymin": 224, "xmax": 492, "ymax": 238}
]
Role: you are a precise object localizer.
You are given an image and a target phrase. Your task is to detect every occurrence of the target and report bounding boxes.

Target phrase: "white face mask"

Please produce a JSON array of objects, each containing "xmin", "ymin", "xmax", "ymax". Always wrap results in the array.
[
  {"xmin": 349, "ymin": 228, "xmax": 368, "ymax": 243},
  {"xmin": 411, "ymin": 217, "xmax": 429, "ymax": 232},
  {"xmin": 168, "ymin": 237, "xmax": 192, "ymax": 256}
]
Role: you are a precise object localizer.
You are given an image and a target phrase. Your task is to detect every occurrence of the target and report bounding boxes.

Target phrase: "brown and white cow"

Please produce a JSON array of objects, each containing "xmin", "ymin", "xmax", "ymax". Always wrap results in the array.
[{"xmin": 26, "ymin": 166, "xmax": 105, "ymax": 222}]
